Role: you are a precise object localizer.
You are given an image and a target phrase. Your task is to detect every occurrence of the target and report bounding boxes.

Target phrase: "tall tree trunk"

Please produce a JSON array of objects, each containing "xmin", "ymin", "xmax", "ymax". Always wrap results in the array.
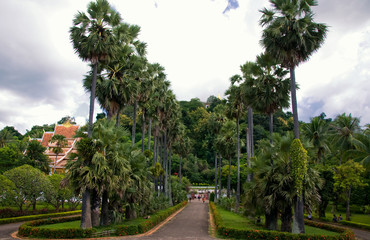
[
  {"xmin": 218, "ymin": 156, "xmax": 222, "ymax": 198},
  {"xmin": 132, "ymin": 101, "xmax": 138, "ymax": 146},
  {"xmin": 236, "ymin": 117, "xmax": 240, "ymax": 210},
  {"xmin": 169, "ymin": 150, "xmax": 173, "ymax": 206},
  {"xmin": 269, "ymin": 112, "xmax": 273, "ymax": 143},
  {"xmin": 290, "ymin": 66, "xmax": 304, "ymax": 234},
  {"xmin": 290, "ymin": 67, "xmax": 300, "ymax": 139},
  {"xmin": 148, "ymin": 117, "xmax": 152, "ymax": 150},
  {"xmin": 100, "ymin": 190, "xmax": 109, "ymax": 226},
  {"xmin": 153, "ymin": 130, "xmax": 157, "ymax": 166},
  {"xmin": 265, "ymin": 208, "xmax": 278, "ymax": 230},
  {"xmin": 346, "ymin": 186, "xmax": 351, "ymax": 221},
  {"xmin": 88, "ymin": 62, "xmax": 98, "ymax": 138},
  {"xmin": 248, "ymin": 107, "xmax": 254, "ymax": 157},
  {"xmin": 281, "ymin": 205, "xmax": 293, "ymax": 232},
  {"xmin": 141, "ymin": 108, "xmax": 146, "ymax": 153},
  {"xmin": 179, "ymin": 156, "xmax": 182, "ymax": 184},
  {"xmin": 292, "ymin": 196, "xmax": 305, "ymax": 233},
  {"xmin": 227, "ymin": 158, "xmax": 231, "ymax": 198},
  {"xmin": 125, "ymin": 203, "xmax": 137, "ymax": 220},
  {"xmin": 80, "ymin": 189, "xmax": 92, "ymax": 229},
  {"xmin": 246, "ymin": 127, "xmax": 251, "ymax": 182},
  {"xmin": 53, "ymin": 155, "xmax": 58, "ymax": 174},
  {"xmin": 214, "ymin": 154, "xmax": 218, "ymax": 201},
  {"xmin": 91, "ymin": 189, "xmax": 100, "ymax": 227},
  {"xmin": 115, "ymin": 107, "xmax": 121, "ymax": 127}
]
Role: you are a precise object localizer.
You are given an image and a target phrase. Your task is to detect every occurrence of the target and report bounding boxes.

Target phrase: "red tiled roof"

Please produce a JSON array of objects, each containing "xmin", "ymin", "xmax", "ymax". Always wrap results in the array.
[
  {"xmin": 41, "ymin": 133, "xmax": 53, "ymax": 147},
  {"xmin": 54, "ymin": 125, "xmax": 79, "ymax": 138}
]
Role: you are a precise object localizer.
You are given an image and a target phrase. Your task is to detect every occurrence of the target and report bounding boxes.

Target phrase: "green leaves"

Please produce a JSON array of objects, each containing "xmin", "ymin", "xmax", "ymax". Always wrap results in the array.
[{"xmin": 290, "ymin": 138, "xmax": 308, "ymax": 196}]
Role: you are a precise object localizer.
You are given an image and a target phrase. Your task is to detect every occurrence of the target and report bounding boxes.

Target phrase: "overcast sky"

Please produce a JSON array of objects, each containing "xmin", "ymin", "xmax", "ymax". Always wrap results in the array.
[{"xmin": 0, "ymin": 0, "xmax": 369, "ymax": 134}]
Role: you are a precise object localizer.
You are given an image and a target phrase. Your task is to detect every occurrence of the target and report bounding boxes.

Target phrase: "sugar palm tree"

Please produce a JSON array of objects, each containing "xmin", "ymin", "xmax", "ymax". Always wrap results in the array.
[
  {"xmin": 242, "ymin": 53, "xmax": 290, "ymax": 142},
  {"xmin": 70, "ymin": 0, "xmax": 121, "ymax": 138},
  {"xmin": 49, "ymin": 134, "xmax": 67, "ymax": 174},
  {"xmin": 303, "ymin": 116, "xmax": 330, "ymax": 164},
  {"xmin": 225, "ymin": 74, "xmax": 244, "ymax": 210},
  {"xmin": 260, "ymin": 0, "xmax": 328, "ymax": 233}
]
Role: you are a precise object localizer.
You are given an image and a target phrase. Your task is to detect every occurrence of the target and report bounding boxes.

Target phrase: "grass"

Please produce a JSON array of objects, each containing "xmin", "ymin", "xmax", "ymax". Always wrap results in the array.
[
  {"xmin": 39, "ymin": 220, "xmax": 80, "ymax": 229},
  {"xmin": 216, "ymin": 206, "xmax": 339, "ymax": 237}
]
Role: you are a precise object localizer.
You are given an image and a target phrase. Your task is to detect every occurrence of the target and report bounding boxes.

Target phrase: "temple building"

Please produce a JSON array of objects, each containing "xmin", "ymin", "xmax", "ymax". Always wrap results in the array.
[{"xmin": 33, "ymin": 121, "xmax": 80, "ymax": 174}]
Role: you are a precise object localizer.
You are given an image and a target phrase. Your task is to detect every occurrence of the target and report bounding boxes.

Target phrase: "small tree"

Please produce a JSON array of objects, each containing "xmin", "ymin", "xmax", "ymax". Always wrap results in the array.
[
  {"xmin": 44, "ymin": 174, "xmax": 71, "ymax": 211},
  {"xmin": 0, "ymin": 175, "xmax": 17, "ymax": 207},
  {"xmin": 49, "ymin": 134, "xmax": 67, "ymax": 174},
  {"xmin": 3, "ymin": 165, "xmax": 49, "ymax": 211},
  {"xmin": 334, "ymin": 160, "xmax": 367, "ymax": 221}
]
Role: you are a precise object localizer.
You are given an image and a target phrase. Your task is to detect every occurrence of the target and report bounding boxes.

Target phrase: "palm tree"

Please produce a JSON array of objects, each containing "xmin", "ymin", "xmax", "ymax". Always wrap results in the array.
[
  {"xmin": 70, "ymin": 0, "xmax": 121, "ymax": 138},
  {"xmin": 49, "ymin": 134, "xmax": 67, "ymax": 174},
  {"xmin": 303, "ymin": 116, "xmax": 330, "ymax": 164},
  {"xmin": 260, "ymin": 0, "xmax": 328, "ymax": 233},
  {"xmin": 225, "ymin": 74, "xmax": 244, "ymax": 210},
  {"xmin": 345, "ymin": 132, "xmax": 370, "ymax": 169},
  {"xmin": 241, "ymin": 53, "xmax": 290, "ymax": 142}
]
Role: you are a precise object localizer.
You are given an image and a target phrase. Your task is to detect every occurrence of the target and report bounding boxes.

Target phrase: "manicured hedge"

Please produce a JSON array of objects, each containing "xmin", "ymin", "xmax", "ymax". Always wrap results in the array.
[
  {"xmin": 115, "ymin": 200, "xmax": 187, "ymax": 236},
  {"xmin": 0, "ymin": 210, "xmax": 82, "ymax": 225},
  {"xmin": 339, "ymin": 220, "xmax": 370, "ymax": 231},
  {"xmin": 210, "ymin": 202, "xmax": 355, "ymax": 240},
  {"xmin": 18, "ymin": 201, "xmax": 187, "ymax": 239},
  {"xmin": 18, "ymin": 216, "xmax": 94, "ymax": 239}
]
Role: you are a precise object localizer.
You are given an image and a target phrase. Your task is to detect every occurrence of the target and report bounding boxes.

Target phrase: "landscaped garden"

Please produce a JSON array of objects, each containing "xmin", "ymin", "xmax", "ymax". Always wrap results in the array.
[{"xmin": 0, "ymin": 0, "xmax": 369, "ymax": 239}]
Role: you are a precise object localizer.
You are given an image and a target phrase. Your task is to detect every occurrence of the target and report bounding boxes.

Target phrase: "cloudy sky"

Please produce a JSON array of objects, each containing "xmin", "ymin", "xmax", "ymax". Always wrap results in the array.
[{"xmin": 0, "ymin": 0, "xmax": 369, "ymax": 134}]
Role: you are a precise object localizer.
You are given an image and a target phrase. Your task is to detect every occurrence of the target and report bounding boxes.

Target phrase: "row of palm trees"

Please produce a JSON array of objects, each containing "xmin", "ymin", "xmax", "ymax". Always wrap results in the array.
[
  {"xmin": 70, "ymin": 0, "xmax": 187, "ymax": 229},
  {"xmin": 214, "ymin": 0, "xmax": 328, "ymax": 234}
]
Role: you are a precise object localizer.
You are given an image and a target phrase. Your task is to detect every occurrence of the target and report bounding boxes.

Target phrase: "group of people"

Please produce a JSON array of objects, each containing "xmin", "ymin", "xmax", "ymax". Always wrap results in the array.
[
  {"xmin": 188, "ymin": 194, "xmax": 207, "ymax": 203},
  {"xmin": 307, "ymin": 213, "xmax": 343, "ymax": 222}
]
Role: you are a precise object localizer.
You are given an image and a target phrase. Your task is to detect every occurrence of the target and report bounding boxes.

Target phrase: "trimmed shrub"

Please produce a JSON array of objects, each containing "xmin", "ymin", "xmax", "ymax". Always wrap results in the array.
[
  {"xmin": 340, "ymin": 220, "xmax": 370, "ymax": 231},
  {"xmin": 18, "ymin": 216, "xmax": 94, "ymax": 238},
  {"xmin": 210, "ymin": 202, "xmax": 355, "ymax": 240},
  {"xmin": 0, "ymin": 210, "xmax": 82, "ymax": 225}
]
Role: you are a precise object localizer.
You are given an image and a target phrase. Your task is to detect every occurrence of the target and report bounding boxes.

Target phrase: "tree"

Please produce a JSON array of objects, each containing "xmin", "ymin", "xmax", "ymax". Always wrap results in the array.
[
  {"xmin": 23, "ymin": 140, "xmax": 50, "ymax": 174},
  {"xmin": 345, "ymin": 132, "xmax": 370, "ymax": 169},
  {"xmin": 0, "ymin": 147, "xmax": 21, "ymax": 173},
  {"xmin": 3, "ymin": 165, "xmax": 49, "ymax": 211},
  {"xmin": 0, "ymin": 175, "xmax": 17, "ymax": 207},
  {"xmin": 70, "ymin": 0, "xmax": 121, "ymax": 137},
  {"xmin": 44, "ymin": 174, "xmax": 71, "ymax": 211},
  {"xmin": 49, "ymin": 134, "xmax": 67, "ymax": 174},
  {"xmin": 333, "ymin": 160, "xmax": 367, "ymax": 221},
  {"xmin": 260, "ymin": 0, "xmax": 328, "ymax": 233}
]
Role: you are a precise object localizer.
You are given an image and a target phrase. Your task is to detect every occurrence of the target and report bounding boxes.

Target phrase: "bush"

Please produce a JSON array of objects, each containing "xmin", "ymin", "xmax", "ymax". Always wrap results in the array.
[
  {"xmin": 18, "ymin": 216, "xmax": 94, "ymax": 238},
  {"xmin": 340, "ymin": 220, "xmax": 370, "ymax": 231},
  {"xmin": 0, "ymin": 210, "xmax": 81, "ymax": 225},
  {"xmin": 210, "ymin": 202, "xmax": 355, "ymax": 240},
  {"xmin": 209, "ymin": 192, "xmax": 215, "ymax": 202}
]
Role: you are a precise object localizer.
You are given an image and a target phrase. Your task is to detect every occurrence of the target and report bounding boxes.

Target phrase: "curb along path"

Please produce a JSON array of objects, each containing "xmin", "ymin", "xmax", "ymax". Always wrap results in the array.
[{"xmin": 123, "ymin": 200, "xmax": 214, "ymax": 240}]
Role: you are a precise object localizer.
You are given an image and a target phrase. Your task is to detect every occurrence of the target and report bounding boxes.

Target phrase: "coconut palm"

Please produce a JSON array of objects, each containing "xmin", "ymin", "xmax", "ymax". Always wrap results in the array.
[
  {"xmin": 345, "ymin": 132, "xmax": 370, "ymax": 169},
  {"xmin": 70, "ymin": 0, "xmax": 121, "ymax": 138},
  {"xmin": 49, "ymin": 134, "xmax": 67, "ymax": 174},
  {"xmin": 260, "ymin": 0, "xmax": 328, "ymax": 233}
]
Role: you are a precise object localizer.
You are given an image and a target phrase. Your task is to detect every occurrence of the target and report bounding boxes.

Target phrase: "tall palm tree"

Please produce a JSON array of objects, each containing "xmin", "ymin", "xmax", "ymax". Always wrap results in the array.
[
  {"xmin": 344, "ymin": 132, "xmax": 370, "ymax": 169},
  {"xmin": 242, "ymin": 53, "xmax": 290, "ymax": 142},
  {"xmin": 70, "ymin": 0, "xmax": 121, "ymax": 138},
  {"xmin": 303, "ymin": 116, "xmax": 330, "ymax": 164},
  {"xmin": 225, "ymin": 75, "xmax": 244, "ymax": 210},
  {"xmin": 260, "ymin": 0, "xmax": 328, "ymax": 233},
  {"xmin": 49, "ymin": 134, "xmax": 67, "ymax": 174}
]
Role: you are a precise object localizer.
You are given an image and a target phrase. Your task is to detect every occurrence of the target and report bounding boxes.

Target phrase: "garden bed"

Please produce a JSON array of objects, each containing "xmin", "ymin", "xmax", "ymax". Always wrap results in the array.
[
  {"xmin": 210, "ymin": 202, "xmax": 355, "ymax": 240},
  {"xmin": 18, "ymin": 201, "xmax": 187, "ymax": 239}
]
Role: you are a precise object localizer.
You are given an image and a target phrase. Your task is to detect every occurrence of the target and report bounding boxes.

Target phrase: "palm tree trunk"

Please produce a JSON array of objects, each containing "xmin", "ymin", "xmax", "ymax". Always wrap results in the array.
[
  {"xmin": 218, "ymin": 156, "xmax": 222, "ymax": 197},
  {"xmin": 169, "ymin": 149, "xmax": 173, "ymax": 206},
  {"xmin": 265, "ymin": 208, "xmax": 278, "ymax": 230},
  {"xmin": 246, "ymin": 127, "xmax": 251, "ymax": 182},
  {"xmin": 91, "ymin": 189, "xmax": 100, "ymax": 227},
  {"xmin": 292, "ymin": 196, "xmax": 305, "ymax": 233},
  {"xmin": 346, "ymin": 186, "xmax": 351, "ymax": 221},
  {"xmin": 132, "ymin": 101, "xmax": 138, "ymax": 146},
  {"xmin": 248, "ymin": 107, "xmax": 254, "ymax": 156},
  {"xmin": 80, "ymin": 189, "xmax": 92, "ymax": 229},
  {"xmin": 141, "ymin": 108, "xmax": 146, "ymax": 153},
  {"xmin": 227, "ymin": 158, "xmax": 231, "ymax": 198},
  {"xmin": 88, "ymin": 62, "xmax": 98, "ymax": 138},
  {"xmin": 179, "ymin": 156, "xmax": 182, "ymax": 184},
  {"xmin": 116, "ymin": 107, "xmax": 121, "ymax": 127},
  {"xmin": 236, "ymin": 117, "xmax": 240, "ymax": 210},
  {"xmin": 290, "ymin": 67, "xmax": 300, "ymax": 139},
  {"xmin": 148, "ymin": 117, "xmax": 152, "ymax": 150},
  {"xmin": 100, "ymin": 190, "xmax": 109, "ymax": 226},
  {"xmin": 281, "ymin": 205, "xmax": 293, "ymax": 232},
  {"xmin": 269, "ymin": 112, "xmax": 273, "ymax": 142},
  {"xmin": 214, "ymin": 154, "xmax": 218, "ymax": 201},
  {"xmin": 53, "ymin": 155, "xmax": 58, "ymax": 174}
]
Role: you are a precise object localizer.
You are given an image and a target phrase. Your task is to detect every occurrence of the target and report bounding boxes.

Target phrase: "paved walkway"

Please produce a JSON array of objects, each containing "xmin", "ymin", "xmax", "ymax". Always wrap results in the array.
[
  {"xmin": 0, "ymin": 222, "xmax": 23, "ymax": 240},
  {"xmin": 123, "ymin": 200, "xmax": 214, "ymax": 240}
]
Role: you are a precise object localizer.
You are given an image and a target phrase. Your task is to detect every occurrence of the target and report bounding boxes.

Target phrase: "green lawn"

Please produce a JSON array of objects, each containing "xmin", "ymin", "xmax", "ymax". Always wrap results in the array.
[
  {"xmin": 39, "ymin": 220, "xmax": 80, "ymax": 229},
  {"xmin": 217, "ymin": 207, "xmax": 339, "ymax": 236}
]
